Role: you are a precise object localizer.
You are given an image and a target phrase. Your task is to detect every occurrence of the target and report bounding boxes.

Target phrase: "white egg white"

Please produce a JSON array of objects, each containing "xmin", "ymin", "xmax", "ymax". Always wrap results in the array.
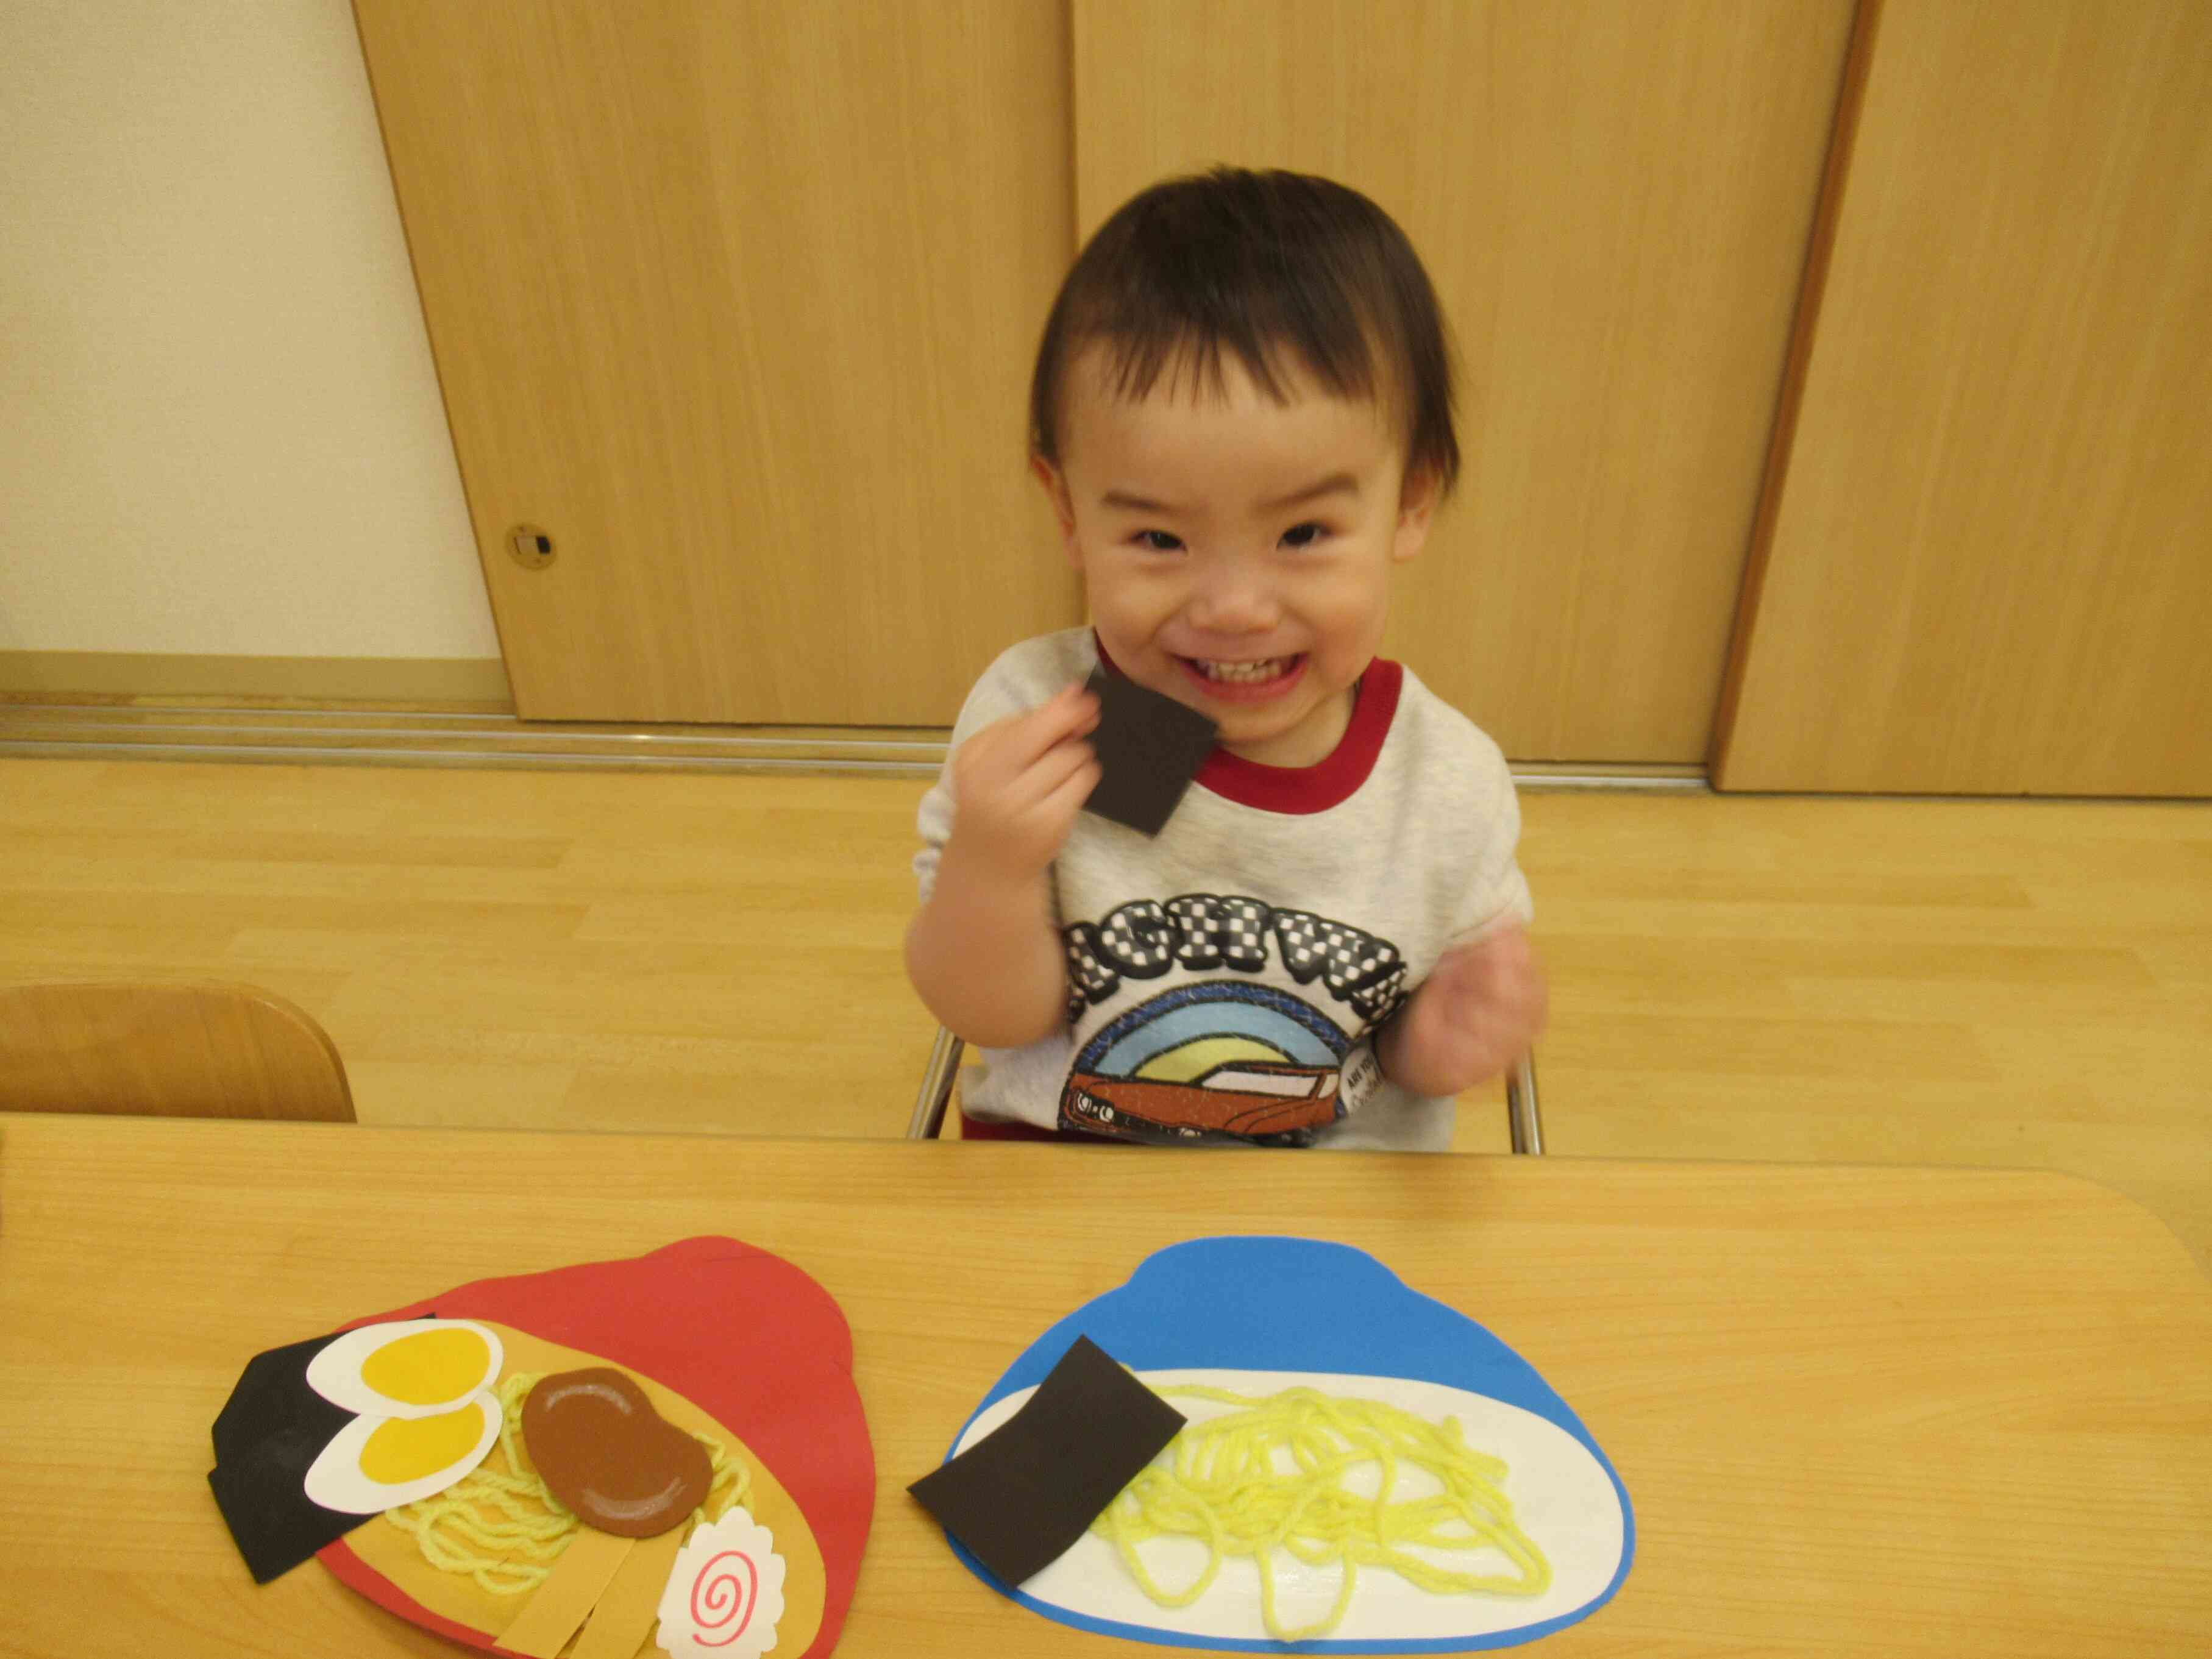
[
  {"xmin": 305, "ymin": 1318, "xmax": 504, "ymax": 1419},
  {"xmin": 303, "ymin": 1392, "xmax": 502, "ymax": 1514}
]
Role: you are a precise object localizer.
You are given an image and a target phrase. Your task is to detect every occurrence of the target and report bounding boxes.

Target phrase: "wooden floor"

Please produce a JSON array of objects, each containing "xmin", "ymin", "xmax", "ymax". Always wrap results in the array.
[{"xmin": 3, "ymin": 756, "xmax": 2207, "ymax": 1263}]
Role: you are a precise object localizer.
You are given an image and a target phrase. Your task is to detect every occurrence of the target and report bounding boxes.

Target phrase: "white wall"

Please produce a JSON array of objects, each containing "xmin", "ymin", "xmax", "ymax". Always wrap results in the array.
[{"xmin": 0, "ymin": 0, "xmax": 500, "ymax": 659}]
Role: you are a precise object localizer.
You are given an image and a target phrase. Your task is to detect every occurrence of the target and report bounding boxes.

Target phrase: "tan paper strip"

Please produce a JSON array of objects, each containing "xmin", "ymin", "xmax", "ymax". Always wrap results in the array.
[
  {"xmin": 569, "ymin": 1524, "xmax": 689, "ymax": 1659},
  {"xmin": 495, "ymin": 1527, "xmax": 636, "ymax": 1658}
]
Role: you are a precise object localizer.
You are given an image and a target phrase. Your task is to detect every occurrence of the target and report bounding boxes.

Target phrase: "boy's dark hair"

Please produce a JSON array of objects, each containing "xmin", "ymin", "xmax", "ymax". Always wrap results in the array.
[{"xmin": 1030, "ymin": 167, "xmax": 1459, "ymax": 496}]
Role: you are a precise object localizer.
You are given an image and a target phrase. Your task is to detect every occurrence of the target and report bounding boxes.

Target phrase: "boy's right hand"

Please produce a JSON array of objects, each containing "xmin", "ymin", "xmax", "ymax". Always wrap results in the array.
[{"xmin": 945, "ymin": 683, "xmax": 1101, "ymax": 879}]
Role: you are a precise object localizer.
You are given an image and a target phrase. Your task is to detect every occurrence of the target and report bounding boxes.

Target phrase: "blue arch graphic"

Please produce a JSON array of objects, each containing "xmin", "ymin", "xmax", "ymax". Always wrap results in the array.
[{"xmin": 1076, "ymin": 982, "xmax": 1350, "ymax": 1078}]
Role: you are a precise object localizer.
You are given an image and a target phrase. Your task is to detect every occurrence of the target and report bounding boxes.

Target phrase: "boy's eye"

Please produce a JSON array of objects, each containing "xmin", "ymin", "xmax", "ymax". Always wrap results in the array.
[
  {"xmin": 1280, "ymin": 522, "xmax": 1329, "ymax": 549},
  {"xmin": 1134, "ymin": 530, "xmax": 1184, "ymax": 552}
]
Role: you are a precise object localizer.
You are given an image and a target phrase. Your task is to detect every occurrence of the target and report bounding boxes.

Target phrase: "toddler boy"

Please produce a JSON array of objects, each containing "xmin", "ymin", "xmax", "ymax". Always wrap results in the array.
[{"xmin": 908, "ymin": 168, "xmax": 1545, "ymax": 1149}]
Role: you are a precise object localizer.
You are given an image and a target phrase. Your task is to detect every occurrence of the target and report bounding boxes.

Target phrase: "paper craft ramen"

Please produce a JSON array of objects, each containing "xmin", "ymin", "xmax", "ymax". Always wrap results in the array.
[
  {"xmin": 930, "ymin": 1236, "xmax": 1633, "ymax": 1653},
  {"xmin": 208, "ymin": 1237, "xmax": 872, "ymax": 1659}
]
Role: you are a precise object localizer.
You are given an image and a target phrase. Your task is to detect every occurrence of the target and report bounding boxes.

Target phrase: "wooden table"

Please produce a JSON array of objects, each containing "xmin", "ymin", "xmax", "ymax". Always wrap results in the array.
[{"xmin": 2, "ymin": 1114, "xmax": 2207, "ymax": 1657}]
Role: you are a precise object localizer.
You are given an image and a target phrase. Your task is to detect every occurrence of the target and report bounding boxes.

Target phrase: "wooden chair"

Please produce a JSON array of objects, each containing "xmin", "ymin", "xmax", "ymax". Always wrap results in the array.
[
  {"xmin": 0, "ymin": 982, "xmax": 355, "ymax": 1122},
  {"xmin": 905, "ymin": 1026, "xmax": 1543, "ymax": 1153}
]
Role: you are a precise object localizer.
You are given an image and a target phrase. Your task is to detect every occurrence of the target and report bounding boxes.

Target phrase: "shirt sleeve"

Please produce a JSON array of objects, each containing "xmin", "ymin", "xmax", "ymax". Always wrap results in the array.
[
  {"xmin": 1450, "ymin": 730, "xmax": 1535, "ymax": 941},
  {"xmin": 913, "ymin": 767, "xmax": 956, "ymax": 906}
]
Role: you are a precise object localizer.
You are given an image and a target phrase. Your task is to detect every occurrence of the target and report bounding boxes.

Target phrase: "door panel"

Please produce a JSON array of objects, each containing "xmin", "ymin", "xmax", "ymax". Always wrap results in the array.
[
  {"xmin": 1073, "ymin": 0, "xmax": 1856, "ymax": 761},
  {"xmin": 354, "ymin": 1, "xmax": 1081, "ymax": 723},
  {"xmin": 1715, "ymin": 0, "xmax": 2212, "ymax": 795}
]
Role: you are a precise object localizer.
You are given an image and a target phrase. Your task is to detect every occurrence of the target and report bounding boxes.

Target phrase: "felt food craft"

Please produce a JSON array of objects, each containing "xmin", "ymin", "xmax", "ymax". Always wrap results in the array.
[
  {"xmin": 927, "ymin": 1237, "xmax": 1632, "ymax": 1654},
  {"xmin": 209, "ymin": 1238, "xmax": 872, "ymax": 1659}
]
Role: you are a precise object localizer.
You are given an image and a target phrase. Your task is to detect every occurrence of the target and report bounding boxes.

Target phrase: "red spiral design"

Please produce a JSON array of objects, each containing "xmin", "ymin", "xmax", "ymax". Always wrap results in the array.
[{"xmin": 688, "ymin": 1550, "xmax": 758, "ymax": 1647}]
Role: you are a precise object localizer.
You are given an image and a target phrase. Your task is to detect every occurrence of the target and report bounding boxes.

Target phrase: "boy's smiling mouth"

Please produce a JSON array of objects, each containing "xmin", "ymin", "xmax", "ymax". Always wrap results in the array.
[{"xmin": 1176, "ymin": 653, "xmax": 1307, "ymax": 702}]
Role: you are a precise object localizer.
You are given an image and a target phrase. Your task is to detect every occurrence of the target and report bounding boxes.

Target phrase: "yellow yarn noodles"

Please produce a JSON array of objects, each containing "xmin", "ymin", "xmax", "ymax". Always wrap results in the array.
[
  {"xmin": 380, "ymin": 1372, "xmax": 752, "ymax": 1594},
  {"xmin": 1093, "ymin": 1384, "xmax": 1552, "ymax": 1644}
]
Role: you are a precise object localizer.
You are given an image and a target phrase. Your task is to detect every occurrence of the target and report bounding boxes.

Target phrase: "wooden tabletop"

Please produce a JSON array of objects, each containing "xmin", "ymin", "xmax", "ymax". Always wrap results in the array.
[{"xmin": 1, "ymin": 1114, "xmax": 2207, "ymax": 1657}]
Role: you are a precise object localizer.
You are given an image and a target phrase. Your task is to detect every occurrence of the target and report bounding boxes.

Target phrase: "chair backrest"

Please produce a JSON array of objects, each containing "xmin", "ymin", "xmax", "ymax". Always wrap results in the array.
[{"xmin": 0, "ymin": 982, "xmax": 355, "ymax": 1122}]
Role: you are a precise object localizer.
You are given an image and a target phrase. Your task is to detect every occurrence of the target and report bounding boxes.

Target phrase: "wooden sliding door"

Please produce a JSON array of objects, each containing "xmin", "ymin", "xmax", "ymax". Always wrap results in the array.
[
  {"xmin": 1073, "ymin": 0, "xmax": 1858, "ymax": 762},
  {"xmin": 1715, "ymin": 0, "xmax": 2212, "ymax": 795},
  {"xmin": 354, "ymin": 1, "xmax": 1080, "ymax": 723}
]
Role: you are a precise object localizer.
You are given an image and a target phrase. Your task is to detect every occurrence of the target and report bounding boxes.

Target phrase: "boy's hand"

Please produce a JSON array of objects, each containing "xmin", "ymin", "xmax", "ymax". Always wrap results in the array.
[
  {"xmin": 1378, "ymin": 924, "xmax": 1549, "ymax": 1099},
  {"xmin": 944, "ymin": 684, "xmax": 1101, "ymax": 879}
]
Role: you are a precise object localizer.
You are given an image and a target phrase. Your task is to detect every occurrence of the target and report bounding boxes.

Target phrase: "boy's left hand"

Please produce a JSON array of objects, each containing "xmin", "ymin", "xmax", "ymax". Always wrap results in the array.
[{"xmin": 1378, "ymin": 924, "xmax": 1549, "ymax": 1099}]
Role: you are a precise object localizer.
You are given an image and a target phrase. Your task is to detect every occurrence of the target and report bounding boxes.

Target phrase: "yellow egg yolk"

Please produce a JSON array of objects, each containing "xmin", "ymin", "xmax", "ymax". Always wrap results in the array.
[
  {"xmin": 359, "ymin": 1405, "xmax": 488, "ymax": 1485},
  {"xmin": 360, "ymin": 1327, "xmax": 492, "ymax": 1408}
]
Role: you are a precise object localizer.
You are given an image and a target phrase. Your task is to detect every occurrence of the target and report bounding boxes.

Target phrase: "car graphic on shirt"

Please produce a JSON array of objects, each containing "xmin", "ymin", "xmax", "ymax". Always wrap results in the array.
[
  {"xmin": 1054, "ymin": 981, "xmax": 1360, "ymax": 1145},
  {"xmin": 1061, "ymin": 1059, "xmax": 1342, "ymax": 1142}
]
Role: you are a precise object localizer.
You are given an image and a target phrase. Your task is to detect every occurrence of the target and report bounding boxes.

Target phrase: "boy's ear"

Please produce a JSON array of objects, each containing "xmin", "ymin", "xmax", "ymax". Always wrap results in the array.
[
  {"xmin": 1391, "ymin": 465, "xmax": 1442, "ymax": 564},
  {"xmin": 1031, "ymin": 456, "xmax": 1083, "ymax": 567}
]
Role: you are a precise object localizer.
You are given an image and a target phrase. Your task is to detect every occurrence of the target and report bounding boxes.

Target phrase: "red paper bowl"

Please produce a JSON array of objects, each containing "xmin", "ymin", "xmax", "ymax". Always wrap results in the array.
[{"xmin": 314, "ymin": 1238, "xmax": 872, "ymax": 1659}]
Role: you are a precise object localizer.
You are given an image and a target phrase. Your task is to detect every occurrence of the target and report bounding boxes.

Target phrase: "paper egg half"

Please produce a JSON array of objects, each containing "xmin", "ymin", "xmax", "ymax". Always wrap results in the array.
[
  {"xmin": 305, "ymin": 1318, "xmax": 503, "ymax": 1419},
  {"xmin": 303, "ymin": 1394, "xmax": 501, "ymax": 1513}
]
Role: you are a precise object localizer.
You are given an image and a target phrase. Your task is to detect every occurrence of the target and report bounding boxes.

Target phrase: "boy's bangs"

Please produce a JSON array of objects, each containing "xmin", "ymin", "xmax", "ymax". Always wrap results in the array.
[
  {"xmin": 1033, "ymin": 168, "xmax": 1458, "ymax": 494},
  {"xmin": 1090, "ymin": 313, "xmax": 1384, "ymax": 418}
]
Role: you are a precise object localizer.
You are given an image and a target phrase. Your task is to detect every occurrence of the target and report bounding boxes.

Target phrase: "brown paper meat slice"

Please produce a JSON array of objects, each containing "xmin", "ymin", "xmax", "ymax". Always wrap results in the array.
[{"xmin": 522, "ymin": 1368, "xmax": 712, "ymax": 1538}]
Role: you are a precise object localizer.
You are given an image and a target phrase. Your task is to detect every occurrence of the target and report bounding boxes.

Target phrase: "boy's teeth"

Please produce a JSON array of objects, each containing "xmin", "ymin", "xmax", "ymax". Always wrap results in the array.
[{"xmin": 1197, "ymin": 658, "xmax": 1289, "ymax": 684}]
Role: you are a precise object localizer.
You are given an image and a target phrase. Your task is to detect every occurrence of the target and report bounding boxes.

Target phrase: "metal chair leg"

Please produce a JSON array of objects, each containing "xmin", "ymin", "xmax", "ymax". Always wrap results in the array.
[
  {"xmin": 906, "ymin": 1027, "xmax": 966, "ymax": 1140},
  {"xmin": 1506, "ymin": 1052, "xmax": 1544, "ymax": 1156}
]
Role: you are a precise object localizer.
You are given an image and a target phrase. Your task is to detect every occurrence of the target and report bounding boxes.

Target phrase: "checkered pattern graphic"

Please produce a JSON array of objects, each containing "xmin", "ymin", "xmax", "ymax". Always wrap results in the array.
[
  {"xmin": 1063, "ymin": 921, "xmax": 1120, "ymax": 1017},
  {"xmin": 1094, "ymin": 900, "xmax": 1177, "ymax": 979},
  {"xmin": 1348, "ymin": 967, "xmax": 1408, "ymax": 1026},
  {"xmin": 1059, "ymin": 893, "xmax": 1410, "ymax": 1031},
  {"xmin": 1272, "ymin": 909, "xmax": 1403, "ymax": 1000},
  {"xmin": 1164, "ymin": 895, "xmax": 1271, "ymax": 973}
]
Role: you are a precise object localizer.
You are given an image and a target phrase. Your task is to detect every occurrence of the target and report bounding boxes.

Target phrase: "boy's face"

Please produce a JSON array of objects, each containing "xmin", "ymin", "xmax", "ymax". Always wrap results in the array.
[{"xmin": 1037, "ymin": 348, "xmax": 1436, "ymax": 769}]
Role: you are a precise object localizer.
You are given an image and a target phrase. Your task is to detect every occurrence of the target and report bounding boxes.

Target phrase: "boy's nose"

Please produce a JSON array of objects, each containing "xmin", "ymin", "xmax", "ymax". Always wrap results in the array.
[{"xmin": 1186, "ymin": 564, "xmax": 1280, "ymax": 633}]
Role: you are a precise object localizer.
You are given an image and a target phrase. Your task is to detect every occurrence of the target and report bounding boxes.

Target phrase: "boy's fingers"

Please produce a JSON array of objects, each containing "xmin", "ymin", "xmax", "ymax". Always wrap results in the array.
[
  {"xmin": 1487, "ymin": 944, "xmax": 1538, "ymax": 1002},
  {"xmin": 1013, "ymin": 736, "xmax": 1096, "ymax": 805},
  {"xmin": 1493, "ymin": 961, "xmax": 1546, "ymax": 1031},
  {"xmin": 1433, "ymin": 931, "xmax": 1546, "ymax": 1042},
  {"xmin": 1434, "ymin": 950, "xmax": 1485, "ymax": 1001},
  {"xmin": 1003, "ymin": 687, "xmax": 1100, "ymax": 768},
  {"xmin": 1439, "ymin": 933, "xmax": 1505, "ymax": 989},
  {"xmin": 1439, "ymin": 922, "xmax": 1524, "ymax": 973},
  {"xmin": 1473, "ymin": 921, "xmax": 1531, "ymax": 963},
  {"xmin": 1494, "ymin": 972, "xmax": 1548, "ymax": 1048},
  {"xmin": 1463, "ymin": 927, "xmax": 1539, "ymax": 1001},
  {"xmin": 960, "ymin": 700, "xmax": 1077, "ymax": 790},
  {"xmin": 1036, "ymin": 755, "xmax": 1103, "ymax": 824}
]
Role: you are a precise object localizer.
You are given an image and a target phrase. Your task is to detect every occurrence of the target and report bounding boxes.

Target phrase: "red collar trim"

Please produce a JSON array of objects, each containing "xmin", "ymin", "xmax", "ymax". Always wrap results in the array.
[{"xmin": 1092, "ymin": 635, "xmax": 1402, "ymax": 815}]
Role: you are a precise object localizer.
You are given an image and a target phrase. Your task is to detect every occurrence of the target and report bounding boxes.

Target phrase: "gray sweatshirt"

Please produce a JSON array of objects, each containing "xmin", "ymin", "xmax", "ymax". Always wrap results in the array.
[{"xmin": 916, "ymin": 628, "xmax": 1532, "ymax": 1151}]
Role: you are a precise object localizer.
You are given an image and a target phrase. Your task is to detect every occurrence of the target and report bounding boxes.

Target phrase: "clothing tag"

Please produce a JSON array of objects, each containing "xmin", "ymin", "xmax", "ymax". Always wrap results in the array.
[{"xmin": 1339, "ymin": 1041, "xmax": 1385, "ymax": 1115}]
